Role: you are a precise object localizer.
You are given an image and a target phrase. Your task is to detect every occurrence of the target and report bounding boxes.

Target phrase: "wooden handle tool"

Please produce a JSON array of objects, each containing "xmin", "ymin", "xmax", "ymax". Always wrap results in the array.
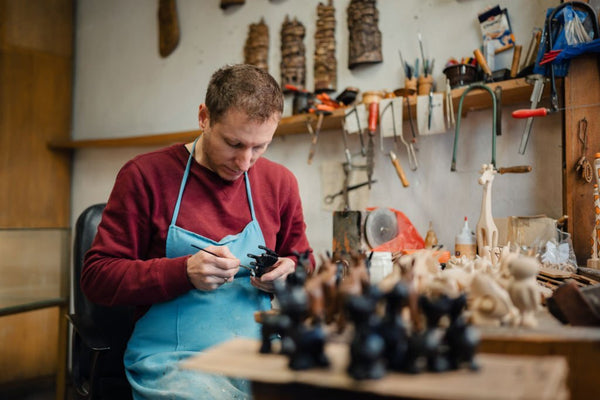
[
  {"xmin": 497, "ymin": 165, "xmax": 532, "ymax": 174},
  {"xmin": 473, "ymin": 48, "xmax": 492, "ymax": 78},
  {"xmin": 510, "ymin": 45, "xmax": 522, "ymax": 78},
  {"xmin": 389, "ymin": 151, "xmax": 409, "ymax": 187}
]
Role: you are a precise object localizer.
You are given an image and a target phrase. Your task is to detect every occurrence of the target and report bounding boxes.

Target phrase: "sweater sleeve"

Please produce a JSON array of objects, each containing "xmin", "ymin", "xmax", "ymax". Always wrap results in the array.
[{"xmin": 81, "ymin": 160, "xmax": 192, "ymax": 307}]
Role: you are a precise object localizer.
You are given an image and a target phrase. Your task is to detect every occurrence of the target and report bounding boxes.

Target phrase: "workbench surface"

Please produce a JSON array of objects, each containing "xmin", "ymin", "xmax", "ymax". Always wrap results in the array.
[{"xmin": 182, "ymin": 337, "xmax": 568, "ymax": 400}]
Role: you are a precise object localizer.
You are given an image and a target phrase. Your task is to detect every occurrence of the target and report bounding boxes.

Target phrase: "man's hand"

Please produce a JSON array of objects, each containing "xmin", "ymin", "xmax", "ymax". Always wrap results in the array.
[
  {"xmin": 186, "ymin": 245, "xmax": 240, "ymax": 291},
  {"xmin": 251, "ymin": 257, "xmax": 295, "ymax": 293}
]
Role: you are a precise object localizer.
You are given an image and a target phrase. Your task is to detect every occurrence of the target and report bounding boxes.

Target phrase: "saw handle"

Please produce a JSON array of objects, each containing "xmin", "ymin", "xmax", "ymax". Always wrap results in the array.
[
  {"xmin": 389, "ymin": 151, "xmax": 409, "ymax": 187},
  {"xmin": 497, "ymin": 165, "xmax": 532, "ymax": 174},
  {"xmin": 512, "ymin": 108, "xmax": 549, "ymax": 118}
]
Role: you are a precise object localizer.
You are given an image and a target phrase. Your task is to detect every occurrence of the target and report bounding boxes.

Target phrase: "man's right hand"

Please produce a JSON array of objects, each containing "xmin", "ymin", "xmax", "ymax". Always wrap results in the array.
[{"xmin": 186, "ymin": 245, "xmax": 240, "ymax": 291}]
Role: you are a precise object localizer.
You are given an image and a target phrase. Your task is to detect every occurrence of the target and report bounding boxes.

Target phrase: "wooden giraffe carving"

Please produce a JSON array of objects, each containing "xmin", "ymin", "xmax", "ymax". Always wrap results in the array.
[{"xmin": 477, "ymin": 164, "xmax": 498, "ymax": 257}]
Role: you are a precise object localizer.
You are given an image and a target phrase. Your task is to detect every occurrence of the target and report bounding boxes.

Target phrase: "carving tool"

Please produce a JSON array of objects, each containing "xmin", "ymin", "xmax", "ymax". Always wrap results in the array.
[
  {"xmin": 363, "ymin": 91, "xmax": 384, "ymax": 189},
  {"xmin": 325, "ymin": 180, "xmax": 377, "ymax": 204},
  {"xmin": 418, "ymin": 33, "xmax": 427, "ymax": 77},
  {"xmin": 473, "ymin": 48, "xmax": 493, "ymax": 81},
  {"xmin": 515, "ymin": 74, "xmax": 545, "ymax": 154},
  {"xmin": 306, "ymin": 110, "xmax": 331, "ymax": 165},
  {"xmin": 191, "ymin": 244, "xmax": 256, "ymax": 276},
  {"xmin": 510, "ymin": 45, "xmax": 522, "ymax": 78},
  {"xmin": 381, "ymin": 99, "xmax": 418, "ymax": 171},
  {"xmin": 388, "ymin": 150, "xmax": 410, "ymax": 187}
]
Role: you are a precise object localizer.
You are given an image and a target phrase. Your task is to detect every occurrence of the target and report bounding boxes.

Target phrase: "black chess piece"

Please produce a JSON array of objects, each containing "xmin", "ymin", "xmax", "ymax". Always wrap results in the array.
[
  {"xmin": 444, "ymin": 294, "xmax": 480, "ymax": 371},
  {"xmin": 248, "ymin": 245, "xmax": 279, "ymax": 277},
  {"xmin": 418, "ymin": 294, "xmax": 452, "ymax": 373},
  {"xmin": 346, "ymin": 288, "xmax": 386, "ymax": 380},
  {"xmin": 259, "ymin": 312, "xmax": 292, "ymax": 354},
  {"xmin": 379, "ymin": 282, "xmax": 410, "ymax": 371},
  {"xmin": 275, "ymin": 278, "xmax": 329, "ymax": 370}
]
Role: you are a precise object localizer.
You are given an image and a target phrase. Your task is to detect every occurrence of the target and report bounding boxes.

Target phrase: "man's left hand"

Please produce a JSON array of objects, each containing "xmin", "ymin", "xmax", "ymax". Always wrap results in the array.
[{"xmin": 250, "ymin": 257, "xmax": 295, "ymax": 293}]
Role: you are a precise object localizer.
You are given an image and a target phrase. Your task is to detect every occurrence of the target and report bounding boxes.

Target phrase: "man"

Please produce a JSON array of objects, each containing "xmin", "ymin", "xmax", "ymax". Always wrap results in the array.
[{"xmin": 82, "ymin": 64, "xmax": 314, "ymax": 399}]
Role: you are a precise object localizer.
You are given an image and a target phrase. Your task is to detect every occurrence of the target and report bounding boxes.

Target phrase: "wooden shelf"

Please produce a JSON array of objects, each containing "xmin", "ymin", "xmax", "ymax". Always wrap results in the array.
[{"xmin": 48, "ymin": 77, "xmax": 545, "ymax": 150}]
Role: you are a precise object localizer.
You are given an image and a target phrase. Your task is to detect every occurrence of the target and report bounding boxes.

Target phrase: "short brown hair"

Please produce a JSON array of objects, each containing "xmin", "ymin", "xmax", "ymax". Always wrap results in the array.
[{"xmin": 205, "ymin": 64, "xmax": 283, "ymax": 126}]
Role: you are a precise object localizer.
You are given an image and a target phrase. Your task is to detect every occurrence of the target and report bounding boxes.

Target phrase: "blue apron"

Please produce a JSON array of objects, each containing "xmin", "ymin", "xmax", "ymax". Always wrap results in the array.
[{"xmin": 124, "ymin": 138, "xmax": 271, "ymax": 399}]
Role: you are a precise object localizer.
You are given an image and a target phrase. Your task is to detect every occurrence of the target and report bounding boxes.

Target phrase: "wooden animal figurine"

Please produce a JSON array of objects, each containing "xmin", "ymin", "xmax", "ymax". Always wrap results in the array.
[
  {"xmin": 476, "ymin": 164, "xmax": 499, "ymax": 257},
  {"xmin": 469, "ymin": 272, "xmax": 519, "ymax": 326},
  {"xmin": 507, "ymin": 256, "xmax": 541, "ymax": 328}
]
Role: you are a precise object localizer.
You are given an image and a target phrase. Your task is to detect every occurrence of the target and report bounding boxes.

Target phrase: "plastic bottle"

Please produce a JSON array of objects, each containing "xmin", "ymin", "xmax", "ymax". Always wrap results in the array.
[{"xmin": 455, "ymin": 216, "xmax": 476, "ymax": 260}]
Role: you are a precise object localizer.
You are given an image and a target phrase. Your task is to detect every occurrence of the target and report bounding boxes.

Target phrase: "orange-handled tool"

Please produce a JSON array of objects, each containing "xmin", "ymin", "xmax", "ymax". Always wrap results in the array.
[
  {"xmin": 368, "ymin": 101, "xmax": 378, "ymax": 133},
  {"xmin": 512, "ymin": 108, "xmax": 552, "ymax": 118},
  {"xmin": 389, "ymin": 150, "xmax": 409, "ymax": 187},
  {"xmin": 473, "ymin": 48, "xmax": 492, "ymax": 78},
  {"xmin": 513, "ymin": 102, "xmax": 600, "ymax": 118}
]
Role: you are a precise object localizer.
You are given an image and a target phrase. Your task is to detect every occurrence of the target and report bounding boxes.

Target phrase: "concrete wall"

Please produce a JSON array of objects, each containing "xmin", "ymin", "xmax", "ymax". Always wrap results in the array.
[{"xmin": 71, "ymin": 0, "xmax": 561, "ymax": 256}]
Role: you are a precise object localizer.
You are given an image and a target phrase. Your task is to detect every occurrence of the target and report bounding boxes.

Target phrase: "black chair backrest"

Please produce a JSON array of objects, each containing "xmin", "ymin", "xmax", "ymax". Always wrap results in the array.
[{"xmin": 72, "ymin": 203, "xmax": 135, "ymax": 395}]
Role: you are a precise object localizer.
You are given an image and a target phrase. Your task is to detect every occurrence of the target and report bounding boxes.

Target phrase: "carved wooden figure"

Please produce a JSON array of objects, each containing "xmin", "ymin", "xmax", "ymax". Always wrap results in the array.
[
  {"xmin": 314, "ymin": 0, "xmax": 337, "ymax": 92},
  {"xmin": 507, "ymin": 256, "xmax": 541, "ymax": 328},
  {"xmin": 477, "ymin": 164, "xmax": 499, "ymax": 257},
  {"xmin": 346, "ymin": 0, "xmax": 382, "ymax": 69},
  {"xmin": 469, "ymin": 272, "xmax": 519, "ymax": 326},
  {"xmin": 281, "ymin": 16, "xmax": 306, "ymax": 91},
  {"xmin": 244, "ymin": 18, "xmax": 269, "ymax": 72}
]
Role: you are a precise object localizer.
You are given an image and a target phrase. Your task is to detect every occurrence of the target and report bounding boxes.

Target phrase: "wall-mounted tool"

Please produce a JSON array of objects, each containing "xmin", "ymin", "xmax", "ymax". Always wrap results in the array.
[
  {"xmin": 380, "ymin": 98, "xmax": 418, "ymax": 171},
  {"xmin": 306, "ymin": 110, "xmax": 332, "ymax": 165},
  {"xmin": 510, "ymin": 45, "xmax": 522, "ymax": 78},
  {"xmin": 516, "ymin": 74, "xmax": 545, "ymax": 154},
  {"xmin": 362, "ymin": 91, "xmax": 384, "ymax": 189},
  {"xmin": 325, "ymin": 180, "xmax": 377, "ymax": 204},
  {"xmin": 451, "ymin": 84, "xmax": 497, "ymax": 171}
]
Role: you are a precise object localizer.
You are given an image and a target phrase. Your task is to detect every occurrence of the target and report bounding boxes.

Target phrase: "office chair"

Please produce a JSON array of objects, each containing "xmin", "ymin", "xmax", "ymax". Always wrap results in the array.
[{"xmin": 69, "ymin": 204, "xmax": 134, "ymax": 400}]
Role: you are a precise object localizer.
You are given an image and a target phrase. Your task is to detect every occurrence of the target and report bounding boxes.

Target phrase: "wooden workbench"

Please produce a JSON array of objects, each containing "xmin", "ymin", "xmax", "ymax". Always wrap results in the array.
[
  {"xmin": 478, "ymin": 310, "xmax": 600, "ymax": 400},
  {"xmin": 182, "ymin": 337, "xmax": 568, "ymax": 400}
]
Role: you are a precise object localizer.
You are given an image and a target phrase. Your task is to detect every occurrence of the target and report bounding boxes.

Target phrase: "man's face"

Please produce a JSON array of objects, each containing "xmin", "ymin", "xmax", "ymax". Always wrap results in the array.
[{"xmin": 198, "ymin": 105, "xmax": 278, "ymax": 181}]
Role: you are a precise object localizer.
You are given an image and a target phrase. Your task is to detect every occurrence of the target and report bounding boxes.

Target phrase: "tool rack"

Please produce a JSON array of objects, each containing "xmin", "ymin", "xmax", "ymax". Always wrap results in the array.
[{"xmin": 48, "ymin": 77, "xmax": 551, "ymax": 150}]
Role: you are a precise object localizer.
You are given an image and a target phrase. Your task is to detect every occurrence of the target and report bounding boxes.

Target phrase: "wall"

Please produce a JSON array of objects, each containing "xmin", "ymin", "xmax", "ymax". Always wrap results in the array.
[
  {"xmin": 71, "ymin": 0, "xmax": 561, "ymax": 258},
  {"xmin": 0, "ymin": 0, "xmax": 73, "ymax": 384}
]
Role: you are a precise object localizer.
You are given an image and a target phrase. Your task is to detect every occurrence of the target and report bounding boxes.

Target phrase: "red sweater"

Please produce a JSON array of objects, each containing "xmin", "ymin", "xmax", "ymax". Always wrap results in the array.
[{"xmin": 81, "ymin": 143, "xmax": 313, "ymax": 315}]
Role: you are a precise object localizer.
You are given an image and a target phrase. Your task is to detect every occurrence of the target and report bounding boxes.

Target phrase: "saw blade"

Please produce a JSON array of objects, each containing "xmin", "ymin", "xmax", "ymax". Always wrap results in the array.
[{"xmin": 365, "ymin": 208, "xmax": 398, "ymax": 248}]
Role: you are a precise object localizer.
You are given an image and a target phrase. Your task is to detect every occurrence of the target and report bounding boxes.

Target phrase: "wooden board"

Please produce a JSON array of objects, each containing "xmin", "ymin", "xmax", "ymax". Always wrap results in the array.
[
  {"xmin": 563, "ymin": 54, "xmax": 600, "ymax": 265},
  {"xmin": 182, "ymin": 337, "xmax": 568, "ymax": 400}
]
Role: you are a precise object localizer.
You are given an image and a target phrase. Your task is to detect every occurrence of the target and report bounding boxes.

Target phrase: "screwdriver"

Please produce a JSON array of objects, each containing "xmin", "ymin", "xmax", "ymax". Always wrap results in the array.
[{"xmin": 190, "ymin": 244, "xmax": 256, "ymax": 276}]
